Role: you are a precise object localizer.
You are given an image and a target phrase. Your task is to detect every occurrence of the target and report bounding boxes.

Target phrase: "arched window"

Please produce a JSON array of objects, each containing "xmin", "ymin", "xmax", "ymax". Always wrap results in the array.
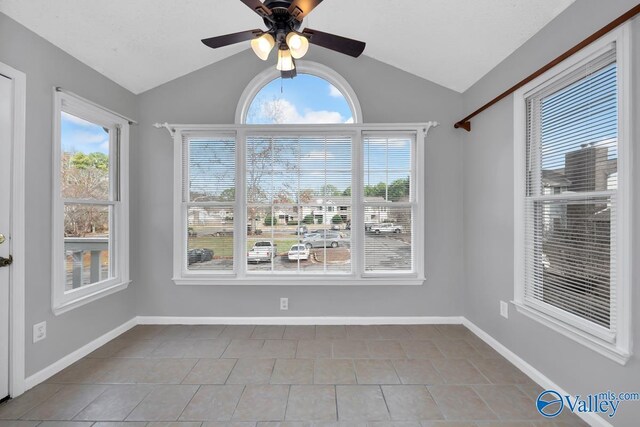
[{"xmin": 236, "ymin": 61, "xmax": 362, "ymax": 124}]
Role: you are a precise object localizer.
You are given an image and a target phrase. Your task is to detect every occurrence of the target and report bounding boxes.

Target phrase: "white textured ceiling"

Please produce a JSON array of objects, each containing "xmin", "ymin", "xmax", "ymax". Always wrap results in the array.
[{"xmin": 0, "ymin": 0, "xmax": 574, "ymax": 94}]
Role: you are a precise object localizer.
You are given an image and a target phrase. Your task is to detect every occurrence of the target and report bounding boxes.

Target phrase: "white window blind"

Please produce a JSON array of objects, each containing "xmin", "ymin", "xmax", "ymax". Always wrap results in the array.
[
  {"xmin": 246, "ymin": 134, "xmax": 352, "ymax": 274},
  {"xmin": 524, "ymin": 46, "xmax": 618, "ymax": 335},
  {"xmin": 183, "ymin": 133, "xmax": 236, "ymax": 272},
  {"xmin": 363, "ymin": 133, "xmax": 414, "ymax": 273}
]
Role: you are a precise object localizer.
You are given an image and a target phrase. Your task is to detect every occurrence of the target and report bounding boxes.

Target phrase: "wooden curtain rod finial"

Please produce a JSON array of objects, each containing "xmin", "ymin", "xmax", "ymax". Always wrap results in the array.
[{"xmin": 454, "ymin": 121, "xmax": 471, "ymax": 132}]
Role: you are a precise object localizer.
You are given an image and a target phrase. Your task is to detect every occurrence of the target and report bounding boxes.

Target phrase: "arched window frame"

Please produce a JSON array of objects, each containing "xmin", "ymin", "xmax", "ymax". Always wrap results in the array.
[{"xmin": 235, "ymin": 61, "xmax": 363, "ymax": 124}]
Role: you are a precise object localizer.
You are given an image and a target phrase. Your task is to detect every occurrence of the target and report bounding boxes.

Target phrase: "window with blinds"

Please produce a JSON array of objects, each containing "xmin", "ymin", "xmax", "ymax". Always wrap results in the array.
[
  {"xmin": 363, "ymin": 133, "xmax": 414, "ymax": 272},
  {"xmin": 246, "ymin": 134, "xmax": 352, "ymax": 274},
  {"xmin": 183, "ymin": 134, "xmax": 236, "ymax": 272},
  {"xmin": 174, "ymin": 124, "xmax": 428, "ymax": 283},
  {"xmin": 523, "ymin": 45, "xmax": 619, "ymax": 335}
]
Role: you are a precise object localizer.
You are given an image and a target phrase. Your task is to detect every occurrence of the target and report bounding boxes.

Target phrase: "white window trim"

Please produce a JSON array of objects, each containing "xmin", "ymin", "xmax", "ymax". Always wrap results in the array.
[
  {"xmin": 52, "ymin": 90, "xmax": 130, "ymax": 315},
  {"xmin": 235, "ymin": 61, "xmax": 363, "ymax": 124},
  {"xmin": 513, "ymin": 23, "xmax": 632, "ymax": 365},
  {"xmin": 170, "ymin": 122, "xmax": 436, "ymax": 286}
]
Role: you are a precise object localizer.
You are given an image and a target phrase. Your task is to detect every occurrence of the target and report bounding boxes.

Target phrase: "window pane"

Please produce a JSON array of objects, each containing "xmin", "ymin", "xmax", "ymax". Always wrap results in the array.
[
  {"xmin": 364, "ymin": 134, "xmax": 412, "ymax": 202},
  {"xmin": 64, "ymin": 203, "xmax": 112, "ymax": 290},
  {"xmin": 187, "ymin": 136, "xmax": 235, "ymax": 202},
  {"xmin": 529, "ymin": 62, "xmax": 618, "ymax": 197},
  {"xmin": 525, "ymin": 196, "xmax": 613, "ymax": 328},
  {"xmin": 365, "ymin": 207, "xmax": 412, "ymax": 272},
  {"xmin": 246, "ymin": 135, "xmax": 352, "ymax": 275},
  {"xmin": 61, "ymin": 112, "xmax": 110, "ymax": 200},
  {"xmin": 245, "ymin": 74, "xmax": 354, "ymax": 125},
  {"xmin": 187, "ymin": 206, "xmax": 234, "ymax": 271}
]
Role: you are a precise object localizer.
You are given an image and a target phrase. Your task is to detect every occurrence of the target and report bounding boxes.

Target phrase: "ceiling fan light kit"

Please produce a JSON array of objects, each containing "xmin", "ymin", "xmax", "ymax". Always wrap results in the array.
[{"xmin": 201, "ymin": 0, "xmax": 366, "ymax": 78}]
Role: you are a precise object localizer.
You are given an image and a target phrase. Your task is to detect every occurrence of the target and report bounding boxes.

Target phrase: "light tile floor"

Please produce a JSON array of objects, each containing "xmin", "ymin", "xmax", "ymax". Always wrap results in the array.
[{"xmin": 0, "ymin": 324, "xmax": 587, "ymax": 426}]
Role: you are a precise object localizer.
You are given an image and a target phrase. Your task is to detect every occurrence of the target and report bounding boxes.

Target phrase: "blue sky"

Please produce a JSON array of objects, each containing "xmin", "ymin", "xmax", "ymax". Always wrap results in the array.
[
  {"xmin": 61, "ymin": 112, "xmax": 110, "ymax": 155},
  {"xmin": 246, "ymin": 74, "xmax": 353, "ymax": 124}
]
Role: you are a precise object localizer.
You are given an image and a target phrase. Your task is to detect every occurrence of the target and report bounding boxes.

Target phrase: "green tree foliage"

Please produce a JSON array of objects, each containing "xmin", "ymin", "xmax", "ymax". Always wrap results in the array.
[
  {"xmin": 302, "ymin": 214, "xmax": 315, "ymax": 224},
  {"xmin": 219, "ymin": 188, "xmax": 235, "ymax": 201},
  {"xmin": 331, "ymin": 214, "xmax": 344, "ymax": 224},
  {"xmin": 364, "ymin": 177, "xmax": 410, "ymax": 202},
  {"xmin": 319, "ymin": 184, "xmax": 341, "ymax": 197},
  {"xmin": 342, "ymin": 187, "xmax": 351, "ymax": 196},
  {"xmin": 263, "ymin": 214, "xmax": 278, "ymax": 226}
]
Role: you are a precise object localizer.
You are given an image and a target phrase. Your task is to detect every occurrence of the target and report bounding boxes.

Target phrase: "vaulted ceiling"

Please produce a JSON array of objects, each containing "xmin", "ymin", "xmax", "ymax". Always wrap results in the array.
[{"xmin": 0, "ymin": 0, "xmax": 574, "ymax": 94}]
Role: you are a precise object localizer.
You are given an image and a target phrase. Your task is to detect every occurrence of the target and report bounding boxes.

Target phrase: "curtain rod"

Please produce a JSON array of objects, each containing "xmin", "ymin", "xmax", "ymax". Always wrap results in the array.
[
  {"xmin": 454, "ymin": 3, "xmax": 640, "ymax": 132},
  {"xmin": 55, "ymin": 87, "xmax": 138, "ymax": 125}
]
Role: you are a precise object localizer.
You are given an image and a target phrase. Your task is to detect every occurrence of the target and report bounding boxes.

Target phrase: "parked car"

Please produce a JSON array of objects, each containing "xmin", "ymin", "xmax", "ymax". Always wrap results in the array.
[
  {"xmin": 370, "ymin": 223, "xmax": 403, "ymax": 234},
  {"xmin": 295, "ymin": 225, "xmax": 308, "ymax": 235},
  {"xmin": 364, "ymin": 222, "xmax": 375, "ymax": 231},
  {"xmin": 187, "ymin": 248, "xmax": 213, "ymax": 265},
  {"xmin": 331, "ymin": 224, "xmax": 341, "ymax": 231},
  {"xmin": 287, "ymin": 244, "xmax": 310, "ymax": 261},
  {"xmin": 188, "ymin": 228, "xmax": 198, "ymax": 237},
  {"xmin": 247, "ymin": 241, "xmax": 277, "ymax": 263},
  {"xmin": 302, "ymin": 231, "xmax": 343, "ymax": 249}
]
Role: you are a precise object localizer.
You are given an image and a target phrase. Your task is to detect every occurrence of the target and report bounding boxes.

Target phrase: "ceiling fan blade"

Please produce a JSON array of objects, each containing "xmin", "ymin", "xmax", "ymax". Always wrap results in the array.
[
  {"xmin": 239, "ymin": 0, "xmax": 273, "ymax": 18},
  {"xmin": 288, "ymin": 0, "xmax": 323, "ymax": 21},
  {"xmin": 201, "ymin": 29, "xmax": 263, "ymax": 49},
  {"xmin": 301, "ymin": 28, "xmax": 366, "ymax": 57}
]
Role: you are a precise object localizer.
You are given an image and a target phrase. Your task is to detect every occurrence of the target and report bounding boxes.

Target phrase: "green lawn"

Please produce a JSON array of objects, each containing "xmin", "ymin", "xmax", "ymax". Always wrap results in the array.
[{"xmin": 188, "ymin": 235, "xmax": 303, "ymax": 257}]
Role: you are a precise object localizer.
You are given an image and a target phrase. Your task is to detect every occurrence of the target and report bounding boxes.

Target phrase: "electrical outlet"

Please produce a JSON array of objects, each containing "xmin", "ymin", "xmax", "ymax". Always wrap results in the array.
[
  {"xmin": 33, "ymin": 321, "xmax": 47, "ymax": 343},
  {"xmin": 500, "ymin": 301, "xmax": 509, "ymax": 319},
  {"xmin": 280, "ymin": 297, "xmax": 288, "ymax": 310}
]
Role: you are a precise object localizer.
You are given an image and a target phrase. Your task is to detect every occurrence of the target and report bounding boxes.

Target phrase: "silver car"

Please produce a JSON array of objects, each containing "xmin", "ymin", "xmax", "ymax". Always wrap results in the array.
[{"xmin": 302, "ymin": 231, "xmax": 343, "ymax": 249}]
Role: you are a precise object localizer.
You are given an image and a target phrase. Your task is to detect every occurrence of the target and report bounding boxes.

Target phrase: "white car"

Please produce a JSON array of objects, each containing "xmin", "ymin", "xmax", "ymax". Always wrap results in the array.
[
  {"xmin": 288, "ymin": 244, "xmax": 310, "ymax": 261},
  {"xmin": 247, "ymin": 241, "xmax": 277, "ymax": 263},
  {"xmin": 370, "ymin": 223, "xmax": 403, "ymax": 234}
]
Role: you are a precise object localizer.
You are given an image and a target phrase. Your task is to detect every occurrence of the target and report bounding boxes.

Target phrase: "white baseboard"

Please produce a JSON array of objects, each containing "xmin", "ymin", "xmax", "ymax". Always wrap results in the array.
[
  {"xmin": 462, "ymin": 318, "xmax": 611, "ymax": 427},
  {"xmin": 135, "ymin": 316, "xmax": 465, "ymax": 325},
  {"xmin": 24, "ymin": 317, "xmax": 137, "ymax": 390}
]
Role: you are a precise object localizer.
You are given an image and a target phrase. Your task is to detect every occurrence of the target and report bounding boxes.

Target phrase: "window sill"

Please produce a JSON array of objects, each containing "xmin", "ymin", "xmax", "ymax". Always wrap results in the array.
[
  {"xmin": 52, "ymin": 280, "xmax": 130, "ymax": 316},
  {"xmin": 513, "ymin": 302, "xmax": 631, "ymax": 365},
  {"xmin": 173, "ymin": 277, "xmax": 425, "ymax": 286}
]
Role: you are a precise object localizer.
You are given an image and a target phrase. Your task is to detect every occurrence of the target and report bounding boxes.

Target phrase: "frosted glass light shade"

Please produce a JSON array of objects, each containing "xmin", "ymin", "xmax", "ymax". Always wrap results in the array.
[
  {"xmin": 286, "ymin": 32, "xmax": 309, "ymax": 59},
  {"xmin": 276, "ymin": 49, "xmax": 295, "ymax": 71},
  {"xmin": 251, "ymin": 33, "xmax": 275, "ymax": 60}
]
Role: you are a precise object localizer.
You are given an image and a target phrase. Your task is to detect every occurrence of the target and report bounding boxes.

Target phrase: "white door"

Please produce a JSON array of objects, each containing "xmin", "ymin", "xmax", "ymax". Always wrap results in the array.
[{"xmin": 0, "ymin": 73, "xmax": 13, "ymax": 400}]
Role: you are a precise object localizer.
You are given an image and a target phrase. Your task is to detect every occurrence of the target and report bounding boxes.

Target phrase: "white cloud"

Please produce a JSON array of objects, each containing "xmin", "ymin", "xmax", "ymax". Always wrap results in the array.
[
  {"xmin": 344, "ymin": 117, "xmax": 354, "ymax": 124},
  {"xmin": 328, "ymin": 84, "xmax": 343, "ymax": 98},
  {"xmin": 262, "ymin": 98, "xmax": 345, "ymax": 124}
]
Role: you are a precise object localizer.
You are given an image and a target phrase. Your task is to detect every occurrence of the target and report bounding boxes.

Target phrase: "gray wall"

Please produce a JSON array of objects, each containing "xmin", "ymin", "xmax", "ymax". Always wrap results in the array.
[
  {"xmin": 462, "ymin": 1, "xmax": 640, "ymax": 425},
  {"xmin": 133, "ymin": 48, "xmax": 465, "ymax": 317},
  {"xmin": 0, "ymin": 13, "xmax": 138, "ymax": 377}
]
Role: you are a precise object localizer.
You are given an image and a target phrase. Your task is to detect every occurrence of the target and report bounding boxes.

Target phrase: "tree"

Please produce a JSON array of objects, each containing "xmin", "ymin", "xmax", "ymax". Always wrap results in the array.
[
  {"xmin": 319, "ymin": 184, "xmax": 341, "ymax": 197},
  {"xmin": 62, "ymin": 151, "xmax": 110, "ymax": 236},
  {"xmin": 331, "ymin": 214, "xmax": 344, "ymax": 224},
  {"xmin": 263, "ymin": 214, "xmax": 278, "ymax": 226},
  {"xmin": 219, "ymin": 188, "xmax": 235, "ymax": 202},
  {"xmin": 303, "ymin": 214, "xmax": 314, "ymax": 224},
  {"xmin": 342, "ymin": 187, "xmax": 351, "ymax": 196}
]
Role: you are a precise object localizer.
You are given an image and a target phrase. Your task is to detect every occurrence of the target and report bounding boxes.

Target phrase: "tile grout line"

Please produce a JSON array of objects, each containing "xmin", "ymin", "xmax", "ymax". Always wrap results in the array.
[{"xmin": 175, "ymin": 384, "xmax": 202, "ymax": 422}]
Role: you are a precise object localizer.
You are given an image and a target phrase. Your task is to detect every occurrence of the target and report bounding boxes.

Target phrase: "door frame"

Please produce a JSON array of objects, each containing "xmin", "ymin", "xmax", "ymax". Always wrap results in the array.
[{"xmin": 0, "ymin": 61, "xmax": 26, "ymax": 397}]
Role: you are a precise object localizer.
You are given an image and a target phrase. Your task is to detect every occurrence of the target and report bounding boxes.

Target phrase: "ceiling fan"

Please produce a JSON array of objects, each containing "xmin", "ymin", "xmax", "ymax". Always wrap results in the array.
[{"xmin": 201, "ymin": 0, "xmax": 366, "ymax": 78}]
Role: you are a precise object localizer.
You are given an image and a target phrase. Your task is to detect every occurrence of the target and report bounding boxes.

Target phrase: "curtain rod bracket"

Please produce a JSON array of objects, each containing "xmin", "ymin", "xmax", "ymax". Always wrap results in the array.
[
  {"xmin": 454, "ymin": 121, "xmax": 471, "ymax": 132},
  {"xmin": 153, "ymin": 122, "xmax": 176, "ymax": 137}
]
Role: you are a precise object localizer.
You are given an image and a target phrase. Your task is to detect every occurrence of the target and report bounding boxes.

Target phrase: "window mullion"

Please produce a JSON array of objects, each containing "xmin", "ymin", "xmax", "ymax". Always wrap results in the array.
[
  {"xmin": 236, "ymin": 128, "xmax": 247, "ymax": 278},
  {"xmin": 352, "ymin": 130, "xmax": 364, "ymax": 278}
]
